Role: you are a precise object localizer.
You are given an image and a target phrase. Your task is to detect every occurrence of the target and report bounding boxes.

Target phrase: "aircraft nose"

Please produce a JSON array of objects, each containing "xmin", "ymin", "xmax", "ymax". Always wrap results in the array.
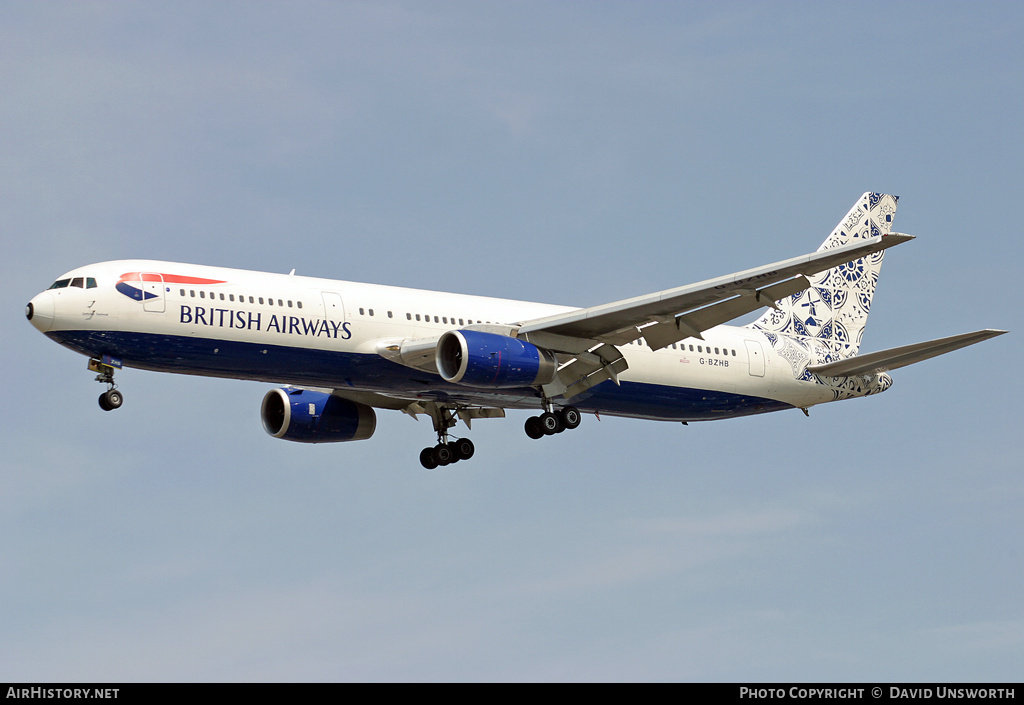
[{"xmin": 26, "ymin": 291, "xmax": 54, "ymax": 333}]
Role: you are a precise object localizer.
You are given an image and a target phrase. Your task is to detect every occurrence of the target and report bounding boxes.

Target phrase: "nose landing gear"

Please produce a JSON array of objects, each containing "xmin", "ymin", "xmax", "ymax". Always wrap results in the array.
[
  {"xmin": 89, "ymin": 358, "xmax": 124, "ymax": 411},
  {"xmin": 98, "ymin": 388, "xmax": 123, "ymax": 411}
]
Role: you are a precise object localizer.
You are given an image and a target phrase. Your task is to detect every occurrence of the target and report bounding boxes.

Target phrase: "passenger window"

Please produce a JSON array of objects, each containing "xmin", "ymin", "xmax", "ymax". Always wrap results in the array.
[
  {"xmin": 388, "ymin": 311, "xmax": 393, "ymax": 318},
  {"xmin": 180, "ymin": 289, "xmax": 186, "ymax": 296},
  {"xmin": 407, "ymin": 313, "xmax": 412, "ymax": 320},
  {"xmin": 415, "ymin": 314, "xmax": 421, "ymax": 321},
  {"xmin": 369, "ymin": 309, "xmax": 374, "ymax": 316},
  {"xmin": 278, "ymin": 300, "xmax": 283, "ymax": 307},
  {"xmin": 715, "ymin": 347, "xmax": 720, "ymax": 355},
  {"xmin": 200, "ymin": 291, "xmax": 206, "ymax": 298},
  {"xmin": 359, "ymin": 308, "xmax": 364, "ymax": 315},
  {"xmin": 259, "ymin": 297, "xmax": 264, "ymax": 304},
  {"xmin": 297, "ymin": 301, "xmax": 302, "ymax": 309},
  {"xmin": 287, "ymin": 300, "xmax": 293, "ymax": 308},
  {"xmin": 268, "ymin": 298, "xmax": 274, "ymax": 306}
]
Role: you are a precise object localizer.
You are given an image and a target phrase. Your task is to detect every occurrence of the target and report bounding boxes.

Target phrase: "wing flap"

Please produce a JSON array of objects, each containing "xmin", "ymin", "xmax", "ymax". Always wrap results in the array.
[
  {"xmin": 806, "ymin": 329, "xmax": 1007, "ymax": 377},
  {"xmin": 560, "ymin": 354, "xmax": 630, "ymax": 400},
  {"xmin": 533, "ymin": 342, "xmax": 629, "ymax": 400}
]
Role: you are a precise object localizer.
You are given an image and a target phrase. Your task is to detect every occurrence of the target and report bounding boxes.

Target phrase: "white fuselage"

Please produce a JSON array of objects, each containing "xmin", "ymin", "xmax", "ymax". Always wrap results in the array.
[{"xmin": 28, "ymin": 259, "xmax": 846, "ymax": 422}]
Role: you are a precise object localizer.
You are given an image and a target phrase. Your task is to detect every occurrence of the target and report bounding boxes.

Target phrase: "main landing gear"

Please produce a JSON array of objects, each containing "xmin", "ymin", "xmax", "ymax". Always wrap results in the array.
[
  {"xmin": 419, "ymin": 406, "xmax": 476, "ymax": 470},
  {"xmin": 419, "ymin": 436, "xmax": 475, "ymax": 470},
  {"xmin": 524, "ymin": 405, "xmax": 581, "ymax": 439},
  {"xmin": 89, "ymin": 358, "xmax": 123, "ymax": 411}
]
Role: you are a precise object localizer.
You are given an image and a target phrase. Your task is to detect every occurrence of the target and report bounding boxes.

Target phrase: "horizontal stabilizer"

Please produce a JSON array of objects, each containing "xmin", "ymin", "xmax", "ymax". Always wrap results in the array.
[{"xmin": 806, "ymin": 329, "xmax": 1007, "ymax": 377}]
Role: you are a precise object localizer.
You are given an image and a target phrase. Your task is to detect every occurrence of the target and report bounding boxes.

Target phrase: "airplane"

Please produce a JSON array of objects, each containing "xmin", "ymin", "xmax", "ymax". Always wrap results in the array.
[{"xmin": 25, "ymin": 193, "xmax": 1005, "ymax": 469}]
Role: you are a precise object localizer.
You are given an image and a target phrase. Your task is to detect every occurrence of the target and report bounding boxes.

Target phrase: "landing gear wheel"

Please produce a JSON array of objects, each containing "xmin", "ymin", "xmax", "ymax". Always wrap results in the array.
[
  {"xmin": 525, "ymin": 416, "xmax": 544, "ymax": 439},
  {"xmin": 99, "ymin": 389, "xmax": 123, "ymax": 411},
  {"xmin": 539, "ymin": 411, "xmax": 563, "ymax": 435},
  {"xmin": 435, "ymin": 443, "xmax": 454, "ymax": 466},
  {"xmin": 452, "ymin": 438, "xmax": 475, "ymax": 461},
  {"xmin": 420, "ymin": 447, "xmax": 439, "ymax": 470},
  {"xmin": 559, "ymin": 406, "xmax": 581, "ymax": 430},
  {"xmin": 106, "ymin": 389, "xmax": 123, "ymax": 409}
]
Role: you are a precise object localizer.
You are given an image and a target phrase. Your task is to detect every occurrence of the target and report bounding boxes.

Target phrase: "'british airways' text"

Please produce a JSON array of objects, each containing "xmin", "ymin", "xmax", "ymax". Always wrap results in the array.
[{"xmin": 179, "ymin": 305, "xmax": 352, "ymax": 339}]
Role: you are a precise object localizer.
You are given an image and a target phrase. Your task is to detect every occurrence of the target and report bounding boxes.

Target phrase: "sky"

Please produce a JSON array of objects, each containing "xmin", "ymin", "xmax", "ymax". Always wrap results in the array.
[{"xmin": 2, "ymin": 1, "xmax": 1022, "ymax": 682}]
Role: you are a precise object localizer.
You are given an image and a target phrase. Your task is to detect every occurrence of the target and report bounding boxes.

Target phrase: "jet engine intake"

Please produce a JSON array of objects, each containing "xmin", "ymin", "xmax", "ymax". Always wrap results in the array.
[
  {"xmin": 261, "ymin": 388, "xmax": 376, "ymax": 443},
  {"xmin": 436, "ymin": 330, "xmax": 557, "ymax": 388}
]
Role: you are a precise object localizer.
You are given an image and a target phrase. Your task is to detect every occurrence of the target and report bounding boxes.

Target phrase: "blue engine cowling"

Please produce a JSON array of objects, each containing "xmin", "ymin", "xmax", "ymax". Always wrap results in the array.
[
  {"xmin": 436, "ymin": 330, "xmax": 557, "ymax": 388},
  {"xmin": 261, "ymin": 388, "xmax": 376, "ymax": 443}
]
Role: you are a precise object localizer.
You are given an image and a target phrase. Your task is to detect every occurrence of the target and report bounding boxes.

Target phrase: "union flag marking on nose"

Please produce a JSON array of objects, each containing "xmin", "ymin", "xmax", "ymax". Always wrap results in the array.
[{"xmin": 116, "ymin": 272, "xmax": 227, "ymax": 301}]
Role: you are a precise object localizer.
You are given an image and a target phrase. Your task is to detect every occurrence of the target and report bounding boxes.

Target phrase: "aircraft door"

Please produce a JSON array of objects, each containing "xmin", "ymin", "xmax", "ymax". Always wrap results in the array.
[
  {"xmin": 322, "ymin": 291, "xmax": 345, "ymax": 321},
  {"xmin": 142, "ymin": 272, "xmax": 165, "ymax": 313},
  {"xmin": 745, "ymin": 339, "xmax": 765, "ymax": 377}
]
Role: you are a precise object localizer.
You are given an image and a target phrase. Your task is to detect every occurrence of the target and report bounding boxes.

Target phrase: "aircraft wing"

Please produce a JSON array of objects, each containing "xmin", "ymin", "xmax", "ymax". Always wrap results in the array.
[
  {"xmin": 371, "ymin": 233, "xmax": 914, "ymax": 400},
  {"xmin": 806, "ymin": 329, "xmax": 1007, "ymax": 377},
  {"xmin": 517, "ymin": 234, "xmax": 914, "ymax": 352}
]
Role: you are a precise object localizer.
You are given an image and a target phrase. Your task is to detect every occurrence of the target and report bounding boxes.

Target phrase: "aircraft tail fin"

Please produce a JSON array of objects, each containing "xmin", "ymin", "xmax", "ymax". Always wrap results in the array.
[{"xmin": 750, "ymin": 192, "xmax": 901, "ymax": 360}]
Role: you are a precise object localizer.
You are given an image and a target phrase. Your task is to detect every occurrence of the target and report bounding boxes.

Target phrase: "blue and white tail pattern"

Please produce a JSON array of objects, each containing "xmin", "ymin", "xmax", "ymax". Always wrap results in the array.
[{"xmin": 750, "ymin": 192, "xmax": 899, "ymax": 368}]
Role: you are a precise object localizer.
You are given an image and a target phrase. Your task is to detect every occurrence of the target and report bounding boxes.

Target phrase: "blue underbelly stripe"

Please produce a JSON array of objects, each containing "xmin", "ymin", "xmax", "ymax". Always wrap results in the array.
[{"xmin": 48, "ymin": 329, "xmax": 792, "ymax": 421}]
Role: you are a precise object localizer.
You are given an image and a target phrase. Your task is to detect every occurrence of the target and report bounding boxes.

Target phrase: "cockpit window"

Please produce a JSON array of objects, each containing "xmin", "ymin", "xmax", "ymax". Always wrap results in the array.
[{"xmin": 49, "ymin": 276, "xmax": 98, "ymax": 289}]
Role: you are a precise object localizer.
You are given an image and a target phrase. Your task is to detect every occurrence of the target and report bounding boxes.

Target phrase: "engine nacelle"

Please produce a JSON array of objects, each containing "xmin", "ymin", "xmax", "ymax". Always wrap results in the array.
[
  {"xmin": 436, "ymin": 330, "xmax": 557, "ymax": 388},
  {"xmin": 261, "ymin": 388, "xmax": 376, "ymax": 443}
]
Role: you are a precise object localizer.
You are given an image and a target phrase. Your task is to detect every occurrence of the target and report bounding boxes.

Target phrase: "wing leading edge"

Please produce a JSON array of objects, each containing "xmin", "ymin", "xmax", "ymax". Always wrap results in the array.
[{"xmin": 517, "ymin": 233, "xmax": 914, "ymax": 350}]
